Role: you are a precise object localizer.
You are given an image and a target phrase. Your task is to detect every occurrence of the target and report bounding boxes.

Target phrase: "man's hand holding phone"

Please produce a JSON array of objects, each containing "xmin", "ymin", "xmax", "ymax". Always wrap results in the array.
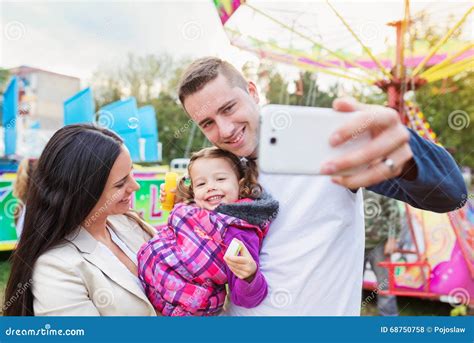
[{"xmin": 321, "ymin": 97, "xmax": 416, "ymax": 189}]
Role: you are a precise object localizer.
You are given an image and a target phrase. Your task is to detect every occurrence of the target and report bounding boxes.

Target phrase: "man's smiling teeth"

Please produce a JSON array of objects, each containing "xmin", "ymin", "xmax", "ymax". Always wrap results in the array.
[
  {"xmin": 228, "ymin": 128, "xmax": 244, "ymax": 143},
  {"xmin": 207, "ymin": 195, "xmax": 224, "ymax": 201}
]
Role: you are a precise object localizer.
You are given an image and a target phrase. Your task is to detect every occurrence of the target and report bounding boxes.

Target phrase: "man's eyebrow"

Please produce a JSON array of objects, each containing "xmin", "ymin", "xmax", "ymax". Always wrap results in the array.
[
  {"xmin": 198, "ymin": 116, "xmax": 212, "ymax": 127},
  {"xmin": 197, "ymin": 99, "xmax": 236, "ymax": 127},
  {"xmin": 216, "ymin": 99, "xmax": 236, "ymax": 114}
]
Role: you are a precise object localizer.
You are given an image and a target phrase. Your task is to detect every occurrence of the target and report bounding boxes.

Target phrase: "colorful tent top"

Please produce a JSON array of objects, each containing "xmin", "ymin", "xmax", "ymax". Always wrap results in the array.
[
  {"xmin": 227, "ymin": 27, "xmax": 473, "ymax": 75},
  {"xmin": 213, "ymin": 0, "xmax": 244, "ymax": 25},
  {"xmin": 215, "ymin": 1, "xmax": 473, "ymax": 85}
]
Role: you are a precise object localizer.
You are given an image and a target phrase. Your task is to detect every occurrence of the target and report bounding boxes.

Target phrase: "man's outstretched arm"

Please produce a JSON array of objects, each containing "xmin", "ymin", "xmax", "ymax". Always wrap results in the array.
[
  {"xmin": 368, "ymin": 128, "xmax": 467, "ymax": 213},
  {"xmin": 321, "ymin": 97, "xmax": 467, "ymax": 213}
]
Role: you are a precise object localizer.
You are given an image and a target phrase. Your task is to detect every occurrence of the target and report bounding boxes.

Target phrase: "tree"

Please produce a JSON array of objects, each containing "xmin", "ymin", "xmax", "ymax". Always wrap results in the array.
[
  {"xmin": 264, "ymin": 68, "xmax": 337, "ymax": 107},
  {"xmin": 91, "ymin": 53, "xmax": 173, "ymax": 108},
  {"xmin": 416, "ymin": 72, "xmax": 473, "ymax": 168},
  {"xmin": 92, "ymin": 54, "xmax": 211, "ymax": 163},
  {"xmin": 91, "ymin": 67, "xmax": 122, "ymax": 108},
  {"xmin": 0, "ymin": 68, "xmax": 10, "ymax": 94},
  {"xmin": 150, "ymin": 93, "xmax": 208, "ymax": 164},
  {"xmin": 120, "ymin": 53, "xmax": 172, "ymax": 104},
  {"xmin": 349, "ymin": 9, "xmax": 473, "ymax": 168}
]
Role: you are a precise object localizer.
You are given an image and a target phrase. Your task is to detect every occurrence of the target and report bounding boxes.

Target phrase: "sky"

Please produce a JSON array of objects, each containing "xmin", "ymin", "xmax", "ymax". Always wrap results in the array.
[{"xmin": 1, "ymin": 0, "xmax": 472, "ymax": 87}]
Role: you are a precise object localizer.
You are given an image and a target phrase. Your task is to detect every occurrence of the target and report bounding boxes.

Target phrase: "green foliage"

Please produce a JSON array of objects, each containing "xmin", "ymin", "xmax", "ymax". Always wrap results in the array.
[
  {"xmin": 265, "ymin": 70, "xmax": 337, "ymax": 107},
  {"xmin": 92, "ymin": 54, "xmax": 210, "ymax": 164},
  {"xmin": 266, "ymin": 71, "xmax": 288, "ymax": 105},
  {"xmin": 0, "ymin": 68, "xmax": 10, "ymax": 95},
  {"xmin": 149, "ymin": 93, "xmax": 209, "ymax": 165},
  {"xmin": 416, "ymin": 72, "xmax": 474, "ymax": 168}
]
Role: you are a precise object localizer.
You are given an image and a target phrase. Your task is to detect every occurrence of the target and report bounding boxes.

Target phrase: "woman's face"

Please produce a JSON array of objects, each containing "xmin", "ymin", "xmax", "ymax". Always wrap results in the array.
[{"xmin": 87, "ymin": 147, "xmax": 140, "ymax": 220}]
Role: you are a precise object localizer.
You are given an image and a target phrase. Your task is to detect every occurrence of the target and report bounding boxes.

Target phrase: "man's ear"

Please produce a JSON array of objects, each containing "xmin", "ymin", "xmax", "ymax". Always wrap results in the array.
[{"xmin": 247, "ymin": 81, "xmax": 260, "ymax": 104}]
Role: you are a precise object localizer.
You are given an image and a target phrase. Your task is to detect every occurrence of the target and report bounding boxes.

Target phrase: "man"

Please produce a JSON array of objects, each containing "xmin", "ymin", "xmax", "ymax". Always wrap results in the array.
[
  {"xmin": 176, "ymin": 57, "xmax": 466, "ymax": 315},
  {"xmin": 363, "ymin": 189, "xmax": 401, "ymax": 316}
]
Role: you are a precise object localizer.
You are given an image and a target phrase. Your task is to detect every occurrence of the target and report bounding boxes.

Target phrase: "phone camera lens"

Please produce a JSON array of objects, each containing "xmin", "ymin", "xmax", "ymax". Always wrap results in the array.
[{"xmin": 270, "ymin": 137, "xmax": 277, "ymax": 145}]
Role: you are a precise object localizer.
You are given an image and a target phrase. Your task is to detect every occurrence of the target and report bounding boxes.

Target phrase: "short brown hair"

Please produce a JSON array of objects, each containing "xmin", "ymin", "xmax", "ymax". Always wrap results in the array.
[
  {"xmin": 178, "ymin": 57, "xmax": 248, "ymax": 106},
  {"xmin": 176, "ymin": 147, "xmax": 262, "ymax": 203}
]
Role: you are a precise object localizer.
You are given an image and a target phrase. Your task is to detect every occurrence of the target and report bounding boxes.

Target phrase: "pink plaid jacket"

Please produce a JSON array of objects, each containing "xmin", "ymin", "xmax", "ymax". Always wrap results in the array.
[{"xmin": 137, "ymin": 201, "xmax": 267, "ymax": 316}]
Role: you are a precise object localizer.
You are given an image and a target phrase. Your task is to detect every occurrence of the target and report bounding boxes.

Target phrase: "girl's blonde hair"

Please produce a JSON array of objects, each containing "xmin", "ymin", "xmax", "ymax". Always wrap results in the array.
[
  {"xmin": 176, "ymin": 147, "xmax": 262, "ymax": 203},
  {"xmin": 13, "ymin": 158, "xmax": 36, "ymax": 224}
]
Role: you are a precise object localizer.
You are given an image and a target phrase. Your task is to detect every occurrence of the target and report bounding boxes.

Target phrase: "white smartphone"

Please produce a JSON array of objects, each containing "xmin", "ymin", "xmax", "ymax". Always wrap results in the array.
[{"xmin": 258, "ymin": 104, "xmax": 371, "ymax": 175}]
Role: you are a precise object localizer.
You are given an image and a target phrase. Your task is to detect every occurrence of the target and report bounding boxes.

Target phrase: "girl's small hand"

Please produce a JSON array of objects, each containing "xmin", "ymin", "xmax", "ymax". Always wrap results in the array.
[{"xmin": 224, "ymin": 239, "xmax": 257, "ymax": 282}]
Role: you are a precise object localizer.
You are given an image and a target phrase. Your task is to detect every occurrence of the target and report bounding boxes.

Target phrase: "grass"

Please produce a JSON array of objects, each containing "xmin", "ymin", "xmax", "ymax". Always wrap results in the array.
[
  {"xmin": 0, "ymin": 252, "xmax": 12, "ymax": 316},
  {"xmin": 361, "ymin": 290, "xmax": 453, "ymax": 316}
]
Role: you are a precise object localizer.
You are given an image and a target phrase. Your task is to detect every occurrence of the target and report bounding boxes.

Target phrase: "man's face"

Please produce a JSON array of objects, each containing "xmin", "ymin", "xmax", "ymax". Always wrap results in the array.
[{"xmin": 183, "ymin": 73, "xmax": 260, "ymax": 158}]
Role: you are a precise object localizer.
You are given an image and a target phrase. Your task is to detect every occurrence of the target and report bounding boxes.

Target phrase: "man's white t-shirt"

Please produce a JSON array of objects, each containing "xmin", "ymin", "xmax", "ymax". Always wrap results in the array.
[{"xmin": 226, "ymin": 173, "xmax": 365, "ymax": 316}]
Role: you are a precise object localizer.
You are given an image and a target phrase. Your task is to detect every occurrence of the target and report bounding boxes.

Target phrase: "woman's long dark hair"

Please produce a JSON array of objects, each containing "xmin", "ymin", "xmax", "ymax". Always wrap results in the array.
[{"xmin": 4, "ymin": 124, "xmax": 123, "ymax": 316}]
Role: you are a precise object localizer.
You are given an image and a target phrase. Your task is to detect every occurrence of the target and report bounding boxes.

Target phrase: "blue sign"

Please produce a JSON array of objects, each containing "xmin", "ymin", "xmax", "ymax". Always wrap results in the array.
[
  {"xmin": 2, "ymin": 77, "xmax": 18, "ymax": 156},
  {"xmin": 64, "ymin": 88, "xmax": 95, "ymax": 125},
  {"xmin": 138, "ymin": 105, "xmax": 159, "ymax": 162},
  {"xmin": 99, "ymin": 97, "xmax": 140, "ymax": 162}
]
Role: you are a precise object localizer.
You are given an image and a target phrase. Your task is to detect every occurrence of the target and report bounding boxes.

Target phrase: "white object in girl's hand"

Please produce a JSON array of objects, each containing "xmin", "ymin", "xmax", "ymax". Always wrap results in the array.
[{"xmin": 224, "ymin": 238, "xmax": 242, "ymax": 258}]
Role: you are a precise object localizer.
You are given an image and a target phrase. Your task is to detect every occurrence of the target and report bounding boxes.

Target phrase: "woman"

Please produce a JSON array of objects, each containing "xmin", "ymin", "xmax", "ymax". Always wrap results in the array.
[{"xmin": 4, "ymin": 124, "xmax": 157, "ymax": 316}]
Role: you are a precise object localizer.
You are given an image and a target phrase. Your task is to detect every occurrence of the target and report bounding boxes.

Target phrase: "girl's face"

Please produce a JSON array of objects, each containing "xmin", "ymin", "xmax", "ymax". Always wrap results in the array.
[
  {"xmin": 190, "ymin": 157, "xmax": 240, "ymax": 210},
  {"xmin": 87, "ymin": 147, "xmax": 140, "ymax": 221}
]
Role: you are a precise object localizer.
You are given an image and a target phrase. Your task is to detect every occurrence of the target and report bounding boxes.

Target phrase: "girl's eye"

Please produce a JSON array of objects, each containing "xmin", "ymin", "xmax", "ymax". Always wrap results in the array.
[
  {"xmin": 217, "ymin": 178, "xmax": 226, "ymax": 181},
  {"xmin": 196, "ymin": 183, "xmax": 205, "ymax": 187},
  {"xmin": 116, "ymin": 183, "xmax": 125, "ymax": 188}
]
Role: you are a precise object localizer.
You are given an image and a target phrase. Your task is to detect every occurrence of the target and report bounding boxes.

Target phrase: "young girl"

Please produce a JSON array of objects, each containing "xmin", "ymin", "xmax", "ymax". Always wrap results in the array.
[{"xmin": 137, "ymin": 147, "xmax": 278, "ymax": 316}]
